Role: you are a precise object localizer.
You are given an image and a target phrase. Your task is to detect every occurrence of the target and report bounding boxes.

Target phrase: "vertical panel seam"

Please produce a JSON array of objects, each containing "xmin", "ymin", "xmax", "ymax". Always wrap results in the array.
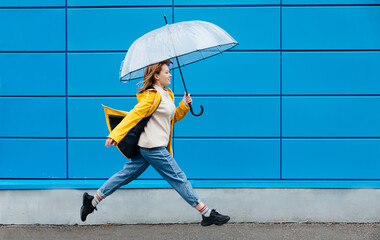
[
  {"xmin": 280, "ymin": 0, "xmax": 283, "ymax": 180},
  {"xmin": 65, "ymin": 0, "xmax": 69, "ymax": 180}
]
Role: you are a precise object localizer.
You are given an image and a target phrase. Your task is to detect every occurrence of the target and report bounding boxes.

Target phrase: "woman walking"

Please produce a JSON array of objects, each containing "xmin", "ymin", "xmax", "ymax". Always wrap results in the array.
[{"xmin": 80, "ymin": 60, "xmax": 230, "ymax": 226}]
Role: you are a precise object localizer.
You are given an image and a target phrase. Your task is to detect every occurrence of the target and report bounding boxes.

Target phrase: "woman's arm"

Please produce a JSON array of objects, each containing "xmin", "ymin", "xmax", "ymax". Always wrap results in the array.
[
  {"xmin": 106, "ymin": 91, "xmax": 156, "ymax": 145},
  {"xmin": 173, "ymin": 92, "xmax": 192, "ymax": 123}
]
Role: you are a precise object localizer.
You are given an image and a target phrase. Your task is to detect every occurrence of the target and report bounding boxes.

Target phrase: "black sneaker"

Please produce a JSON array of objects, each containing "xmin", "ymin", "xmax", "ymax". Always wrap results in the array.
[
  {"xmin": 201, "ymin": 209, "xmax": 230, "ymax": 227},
  {"xmin": 80, "ymin": 192, "xmax": 97, "ymax": 222}
]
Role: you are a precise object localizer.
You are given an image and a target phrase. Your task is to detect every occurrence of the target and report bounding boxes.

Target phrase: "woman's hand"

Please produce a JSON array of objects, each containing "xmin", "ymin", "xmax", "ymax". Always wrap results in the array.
[
  {"xmin": 183, "ymin": 92, "xmax": 192, "ymax": 107},
  {"xmin": 105, "ymin": 137, "xmax": 117, "ymax": 147}
]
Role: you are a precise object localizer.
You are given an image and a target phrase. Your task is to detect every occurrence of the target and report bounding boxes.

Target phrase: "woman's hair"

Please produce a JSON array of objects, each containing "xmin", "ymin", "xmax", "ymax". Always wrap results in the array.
[{"xmin": 137, "ymin": 59, "xmax": 173, "ymax": 93}]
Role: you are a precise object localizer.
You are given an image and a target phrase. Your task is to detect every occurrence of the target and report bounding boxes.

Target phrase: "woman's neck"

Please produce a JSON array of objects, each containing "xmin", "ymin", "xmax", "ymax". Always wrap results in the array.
[{"xmin": 154, "ymin": 84, "xmax": 167, "ymax": 91}]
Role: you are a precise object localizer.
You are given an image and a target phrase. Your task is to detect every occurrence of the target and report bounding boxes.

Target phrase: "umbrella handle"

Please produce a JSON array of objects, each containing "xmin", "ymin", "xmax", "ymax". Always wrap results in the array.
[{"xmin": 189, "ymin": 103, "xmax": 204, "ymax": 116}]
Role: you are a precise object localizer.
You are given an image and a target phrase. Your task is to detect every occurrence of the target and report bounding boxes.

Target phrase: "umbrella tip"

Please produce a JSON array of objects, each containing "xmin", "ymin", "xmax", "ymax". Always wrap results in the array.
[{"xmin": 163, "ymin": 14, "xmax": 168, "ymax": 25}]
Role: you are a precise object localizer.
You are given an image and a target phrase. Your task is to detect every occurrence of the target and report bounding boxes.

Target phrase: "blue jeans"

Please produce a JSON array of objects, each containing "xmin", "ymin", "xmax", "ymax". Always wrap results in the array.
[{"xmin": 97, "ymin": 146, "xmax": 200, "ymax": 207}]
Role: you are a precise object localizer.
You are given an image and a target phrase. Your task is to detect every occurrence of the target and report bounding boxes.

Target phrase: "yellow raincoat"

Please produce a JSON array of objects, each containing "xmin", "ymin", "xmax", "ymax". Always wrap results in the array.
[{"xmin": 103, "ymin": 87, "xmax": 190, "ymax": 159}]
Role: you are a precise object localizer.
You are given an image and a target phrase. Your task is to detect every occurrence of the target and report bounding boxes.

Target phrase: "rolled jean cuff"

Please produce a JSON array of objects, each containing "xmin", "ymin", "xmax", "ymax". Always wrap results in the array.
[{"xmin": 191, "ymin": 200, "xmax": 201, "ymax": 208}]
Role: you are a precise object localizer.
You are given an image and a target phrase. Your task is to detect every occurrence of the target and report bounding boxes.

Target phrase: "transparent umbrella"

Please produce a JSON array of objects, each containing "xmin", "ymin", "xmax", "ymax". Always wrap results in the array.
[{"xmin": 119, "ymin": 15, "xmax": 238, "ymax": 116}]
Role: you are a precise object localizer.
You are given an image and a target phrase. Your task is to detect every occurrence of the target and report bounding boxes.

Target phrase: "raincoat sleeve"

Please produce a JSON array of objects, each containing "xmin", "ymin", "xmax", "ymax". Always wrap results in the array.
[
  {"xmin": 107, "ymin": 92, "xmax": 155, "ymax": 144},
  {"xmin": 173, "ymin": 100, "xmax": 190, "ymax": 123}
]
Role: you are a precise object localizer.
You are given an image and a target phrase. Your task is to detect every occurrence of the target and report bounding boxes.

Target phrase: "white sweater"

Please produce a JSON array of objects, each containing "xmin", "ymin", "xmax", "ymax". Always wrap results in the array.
[{"xmin": 137, "ymin": 85, "xmax": 176, "ymax": 148}]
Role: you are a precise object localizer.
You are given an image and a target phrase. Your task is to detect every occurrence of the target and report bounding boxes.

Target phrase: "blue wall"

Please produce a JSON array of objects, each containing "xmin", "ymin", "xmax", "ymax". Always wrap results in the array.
[{"xmin": 1, "ymin": 0, "xmax": 380, "ymax": 189}]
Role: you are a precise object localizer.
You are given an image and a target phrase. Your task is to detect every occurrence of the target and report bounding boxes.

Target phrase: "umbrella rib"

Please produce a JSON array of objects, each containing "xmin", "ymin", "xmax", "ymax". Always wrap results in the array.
[
  {"xmin": 165, "ymin": 24, "xmax": 180, "ymax": 66},
  {"xmin": 197, "ymin": 48, "xmax": 206, "ymax": 61}
]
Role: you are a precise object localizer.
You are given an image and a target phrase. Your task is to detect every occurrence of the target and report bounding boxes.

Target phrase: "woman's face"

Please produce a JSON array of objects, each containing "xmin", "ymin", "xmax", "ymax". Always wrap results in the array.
[{"xmin": 155, "ymin": 64, "xmax": 172, "ymax": 88}]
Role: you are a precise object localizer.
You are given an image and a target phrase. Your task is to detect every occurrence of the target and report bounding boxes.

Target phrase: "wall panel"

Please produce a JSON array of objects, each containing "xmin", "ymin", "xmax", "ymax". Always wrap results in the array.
[
  {"xmin": 0, "ymin": 139, "xmax": 66, "ymax": 179},
  {"xmin": 283, "ymin": 7, "xmax": 380, "ymax": 50},
  {"xmin": 67, "ymin": 8, "xmax": 173, "ymax": 51},
  {"xmin": 282, "ymin": 52, "xmax": 380, "ymax": 95},
  {"xmin": 68, "ymin": 97, "xmax": 136, "ymax": 137},
  {"xmin": 282, "ymin": 96, "xmax": 380, "ymax": 137},
  {"xmin": 174, "ymin": 139, "xmax": 280, "ymax": 179},
  {"xmin": 282, "ymin": 139, "xmax": 380, "ymax": 179},
  {"xmin": 68, "ymin": 53, "xmax": 136, "ymax": 96},
  {"xmin": 0, "ymin": 97, "xmax": 66, "ymax": 137},
  {"xmin": 175, "ymin": 97, "xmax": 280, "ymax": 137},
  {"xmin": 0, "ymin": 53, "xmax": 66, "ymax": 96},
  {"xmin": 175, "ymin": 7, "xmax": 280, "ymax": 50},
  {"xmin": 0, "ymin": 9, "xmax": 65, "ymax": 51},
  {"xmin": 174, "ymin": 52, "xmax": 280, "ymax": 95}
]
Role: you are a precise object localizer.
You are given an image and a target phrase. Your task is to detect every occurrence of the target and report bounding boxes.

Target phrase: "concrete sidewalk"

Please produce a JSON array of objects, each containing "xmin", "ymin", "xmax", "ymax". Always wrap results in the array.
[
  {"xmin": 1, "ymin": 223, "xmax": 380, "ymax": 240},
  {"xmin": 4, "ymin": 189, "xmax": 380, "ymax": 224}
]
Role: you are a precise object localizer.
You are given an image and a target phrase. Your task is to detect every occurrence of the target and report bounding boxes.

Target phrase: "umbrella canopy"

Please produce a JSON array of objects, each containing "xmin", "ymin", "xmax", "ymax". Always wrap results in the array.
[{"xmin": 119, "ymin": 20, "xmax": 238, "ymax": 82}]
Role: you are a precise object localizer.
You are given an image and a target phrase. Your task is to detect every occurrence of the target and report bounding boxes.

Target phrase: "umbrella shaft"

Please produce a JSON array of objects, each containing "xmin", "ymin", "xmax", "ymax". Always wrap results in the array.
[
  {"xmin": 175, "ymin": 57, "xmax": 189, "ymax": 96},
  {"xmin": 174, "ymin": 55, "xmax": 204, "ymax": 117}
]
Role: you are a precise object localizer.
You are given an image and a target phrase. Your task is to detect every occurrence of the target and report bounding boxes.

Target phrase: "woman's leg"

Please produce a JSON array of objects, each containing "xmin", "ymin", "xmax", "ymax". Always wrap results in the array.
[
  {"xmin": 81, "ymin": 151, "xmax": 150, "ymax": 222},
  {"xmin": 97, "ymin": 152, "xmax": 150, "ymax": 198},
  {"xmin": 139, "ymin": 146, "xmax": 230, "ymax": 226},
  {"xmin": 139, "ymin": 146, "xmax": 200, "ymax": 207}
]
